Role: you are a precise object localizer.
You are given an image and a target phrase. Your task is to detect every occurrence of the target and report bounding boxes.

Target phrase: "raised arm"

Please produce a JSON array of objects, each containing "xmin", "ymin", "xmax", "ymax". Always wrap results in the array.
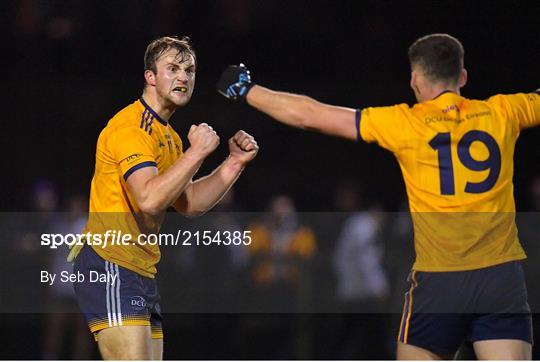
[
  {"xmin": 217, "ymin": 64, "xmax": 359, "ymax": 141},
  {"xmin": 125, "ymin": 123, "xmax": 219, "ymax": 216},
  {"xmin": 173, "ymin": 130, "xmax": 258, "ymax": 216}
]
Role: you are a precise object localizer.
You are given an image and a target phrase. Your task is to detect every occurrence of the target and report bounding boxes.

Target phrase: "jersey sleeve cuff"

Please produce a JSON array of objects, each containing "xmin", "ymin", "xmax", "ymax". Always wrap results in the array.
[
  {"xmin": 355, "ymin": 109, "xmax": 362, "ymax": 142},
  {"xmin": 123, "ymin": 161, "xmax": 157, "ymax": 181}
]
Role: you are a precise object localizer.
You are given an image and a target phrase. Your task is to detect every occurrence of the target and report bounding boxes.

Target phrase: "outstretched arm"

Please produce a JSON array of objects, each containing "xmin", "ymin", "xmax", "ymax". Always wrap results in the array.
[
  {"xmin": 217, "ymin": 64, "xmax": 359, "ymax": 141},
  {"xmin": 246, "ymin": 85, "xmax": 357, "ymax": 140}
]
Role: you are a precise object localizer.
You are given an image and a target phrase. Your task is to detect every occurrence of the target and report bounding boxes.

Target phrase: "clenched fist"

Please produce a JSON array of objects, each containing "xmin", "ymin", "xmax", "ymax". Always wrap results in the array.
[
  {"xmin": 187, "ymin": 123, "xmax": 220, "ymax": 158},
  {"xmin": 228, "ymin": 130, "xmax": 259, "ymax": 165}
]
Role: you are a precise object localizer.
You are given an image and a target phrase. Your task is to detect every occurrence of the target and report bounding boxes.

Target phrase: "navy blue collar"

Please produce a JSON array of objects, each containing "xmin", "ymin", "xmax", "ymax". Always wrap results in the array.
[
  {"xmin": 432, "ymin": 90, "xmax": 456, "ymax": 100},
  {"xmin": 139, "ymin": 97, "xmax": 168, "ymax": 126}
]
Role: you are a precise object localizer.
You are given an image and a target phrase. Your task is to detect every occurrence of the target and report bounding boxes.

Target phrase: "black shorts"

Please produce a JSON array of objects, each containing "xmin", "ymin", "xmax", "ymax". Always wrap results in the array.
[
  {"xmin": 73, "ymin": 245, "xmax": 163, "ymax": 340},
  {"xmin": 397, "ymin": 261, "xmax": 532, "ymax": 357}
]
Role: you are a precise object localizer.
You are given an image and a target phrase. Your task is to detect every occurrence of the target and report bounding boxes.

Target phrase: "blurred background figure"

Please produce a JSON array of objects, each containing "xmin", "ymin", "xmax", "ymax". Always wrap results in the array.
[
  {"xmin": 18, "ymin": 179, "xmax": 59, "ymax": 251},
  {"xmin": 241, "ymin": 195, "xmax": 316, "ymax": 359},
  {"xmin": 332, "ymin": 181, "xmax": 391, "ymax": 359},
  {"xmin": 247, "ymin": 195, "xmax": 316, "ymax": 299},
  {"xmin": 333, "ymin": 182, "xmax": 389, "ymax": 306},
  {"xmin": 214, "ymin": 190, "xmax": 250, "ymax": 273},
  {"xmin": 529, "ymin": 175, "xmax": 540, "ymax": 211},
  {"xmin": 41, "ymin": 194, "xmax": 94, "ymax": 359},
  {"xmin": 31, "ymin": 179, "xmax": 59, "ymax": 213}
]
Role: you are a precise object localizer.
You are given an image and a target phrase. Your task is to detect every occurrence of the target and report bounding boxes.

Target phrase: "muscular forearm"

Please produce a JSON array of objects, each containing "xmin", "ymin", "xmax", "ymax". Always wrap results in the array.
[
  {"xmin": 246, "ymin": 85, "xmax": 320, "ymax": 130},
  {"xmin": 178, "ymin": 156, "xmax": 245, "ymax": 216},
  {"xmin": 138, "ymin": 149, "xmax": 204, "ymax": 215},
  {"xmin": 246, "ymin": 85, "xmax": 357, "ymax": 139}
]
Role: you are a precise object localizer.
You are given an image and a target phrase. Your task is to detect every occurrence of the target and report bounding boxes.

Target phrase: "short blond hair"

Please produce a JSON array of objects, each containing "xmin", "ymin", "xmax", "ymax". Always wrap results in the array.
[{"xmin": 144, "ymin": 36, "xmax": 196, "ymax": 74}]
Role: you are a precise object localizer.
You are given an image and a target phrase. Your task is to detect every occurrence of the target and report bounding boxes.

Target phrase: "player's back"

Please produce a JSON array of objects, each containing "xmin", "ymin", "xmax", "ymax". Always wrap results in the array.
[
  {"xmin": 359, "ymin": 91, "xmax": 540, "ymax": 271},
  {"xmin": 402, "ymin": 92, "xmax": 518, "ymax": 213}
]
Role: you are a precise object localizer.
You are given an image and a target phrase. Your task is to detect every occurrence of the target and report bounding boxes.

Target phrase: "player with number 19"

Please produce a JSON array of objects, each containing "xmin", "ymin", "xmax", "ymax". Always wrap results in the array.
[{"xmin": 217, "ymin": 34, "xmax": 540, "ymax": 359}]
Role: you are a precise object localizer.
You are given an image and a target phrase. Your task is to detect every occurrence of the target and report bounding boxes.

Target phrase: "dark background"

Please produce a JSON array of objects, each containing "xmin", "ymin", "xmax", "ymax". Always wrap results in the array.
[
  {"xmin": 1, "ymin": 0, "xmax": 540, "ymax": 360},
  {"xmin": 2, "ymin": 0, "xmax": 539, "ymax": 212}
]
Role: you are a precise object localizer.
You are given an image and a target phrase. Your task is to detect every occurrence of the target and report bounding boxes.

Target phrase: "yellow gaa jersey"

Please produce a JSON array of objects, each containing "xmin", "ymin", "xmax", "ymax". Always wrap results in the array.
[
  {"xmin": 84, "ymin": 98, "xmax": 183, "ymax": 277},
  {"xmin": 358, "ymin": 91, "xmax": 540, "ymax": 271}
]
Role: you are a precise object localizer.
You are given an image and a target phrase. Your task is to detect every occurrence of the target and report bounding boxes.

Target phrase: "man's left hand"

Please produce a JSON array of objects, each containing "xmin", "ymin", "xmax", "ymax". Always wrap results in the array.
[{"xmin": 228, "ymin": 130, "xmax": 259, "ymax": 165}]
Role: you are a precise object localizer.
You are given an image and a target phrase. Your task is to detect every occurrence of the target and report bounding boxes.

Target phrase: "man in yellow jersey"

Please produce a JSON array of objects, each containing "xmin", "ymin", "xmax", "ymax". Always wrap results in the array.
[
  {"xmin": 217, "ymin": 34, "xmax": 540, "ymax": 359},
  {"xmin": 70, "ymin": 36, "xmax": 259, "ymax": 360}
]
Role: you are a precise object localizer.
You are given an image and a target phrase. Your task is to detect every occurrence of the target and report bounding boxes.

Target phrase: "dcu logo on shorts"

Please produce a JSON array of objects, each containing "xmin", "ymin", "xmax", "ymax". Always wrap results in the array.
[{"xmin": 131, "ymin": 296, "xmax": 147, "ymax": 310}]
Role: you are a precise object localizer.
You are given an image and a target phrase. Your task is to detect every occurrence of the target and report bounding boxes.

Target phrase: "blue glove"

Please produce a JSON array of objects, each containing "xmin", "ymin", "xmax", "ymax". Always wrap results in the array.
[{"xmin": 217, "ymin": 63, "xmax": 254, "ymax": 101}]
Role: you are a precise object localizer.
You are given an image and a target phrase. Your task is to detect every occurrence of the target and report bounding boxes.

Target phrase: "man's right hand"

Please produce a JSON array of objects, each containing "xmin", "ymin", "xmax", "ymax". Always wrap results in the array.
[{"xmin": 187, "ymin": 123, "xmax": 220, "ymax": 158}]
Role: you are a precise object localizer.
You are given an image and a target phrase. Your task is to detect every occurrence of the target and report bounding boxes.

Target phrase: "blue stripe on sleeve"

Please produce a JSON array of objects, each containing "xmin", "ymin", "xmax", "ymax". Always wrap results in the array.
[
  {"xmin": 355, "ymin": 109, "xmax": 362, "ymax": 142},
  {"xmin": 123, "ymin": 161, "xmax": 157, "ymax": 181}
]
